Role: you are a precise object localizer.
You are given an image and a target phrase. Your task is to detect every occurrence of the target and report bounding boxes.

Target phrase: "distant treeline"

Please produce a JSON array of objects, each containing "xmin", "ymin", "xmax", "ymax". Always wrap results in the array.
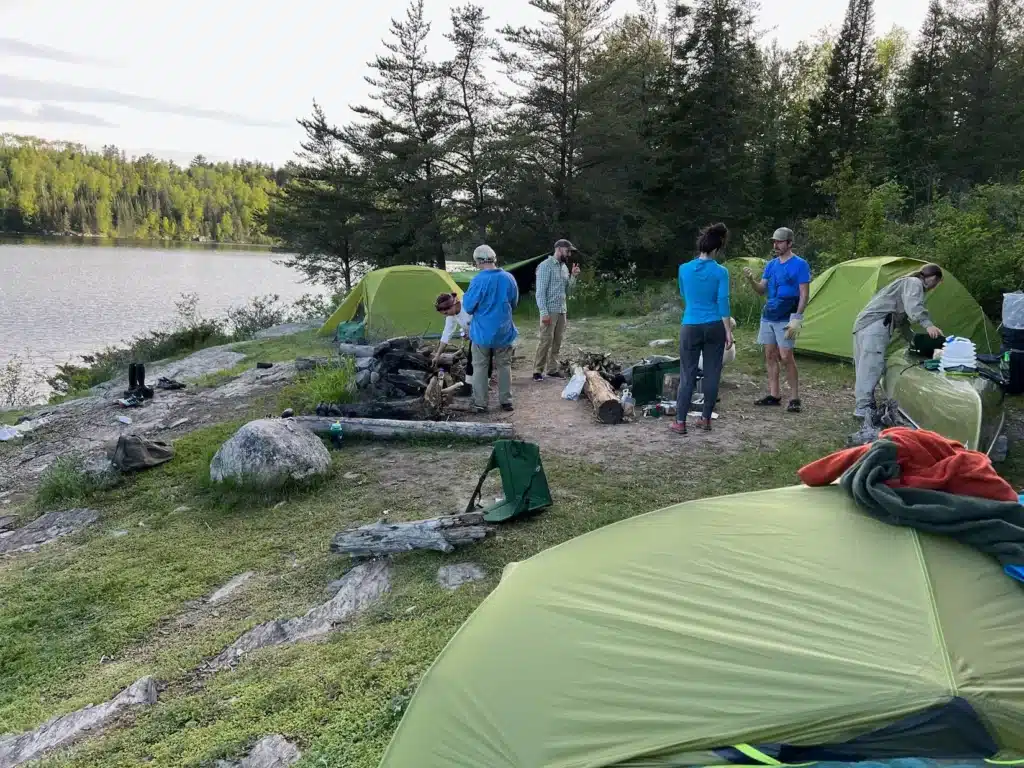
[{"xmin": 0, "ymin": 135, "xmax": 285, "ymax": 244}]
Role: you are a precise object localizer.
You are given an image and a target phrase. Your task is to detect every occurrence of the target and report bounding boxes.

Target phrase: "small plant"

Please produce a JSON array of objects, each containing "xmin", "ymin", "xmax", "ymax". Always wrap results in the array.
[
  {"xmin": 227, "ymin": 294, "xmax": 290, "ymax": 339},
  {"xmin": 278, "ymin": 359, "xmax": 357, "ymax": 413},
  {"xmin": 36, "ymin": 456, "xmax": 101, "ymax": 507},
  {"xmin": 0, "ymin": 354, "xmax": 41, "ymax": 409}
]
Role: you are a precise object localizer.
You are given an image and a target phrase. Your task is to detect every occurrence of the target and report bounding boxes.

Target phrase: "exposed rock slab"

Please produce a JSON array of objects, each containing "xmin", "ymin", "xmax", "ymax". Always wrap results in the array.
[
  {"xmin": 208, "ymin": 572, "xmax": 256, "ymax": 604},
  {"xmin": 437, "ymin": 563, "xmax": 487, "ymax": 591},
  {"xmin": 0, "ymin": 515, "xmax": 17, "ymax": 532},
  {"xmin": 209, "ymin": 419, "xmax": 331, "ymax": 487},
  {"xmin": 0, "ymin": 509, "xmax": 99, "ymax": 556},
  {"xmin": 0, "ymin": 676, "xmax": 157, "ymax": 767},
  {"xmin": 255, "ymin": 321, "xmax": 323, "ymax": 339},
  {"xmin": 208, "ymin": 560, "xmax": 390, "ymax": 671},
  {"xmin": 216, "ymin": 735, "xmax": 301, "ymax": 768}
]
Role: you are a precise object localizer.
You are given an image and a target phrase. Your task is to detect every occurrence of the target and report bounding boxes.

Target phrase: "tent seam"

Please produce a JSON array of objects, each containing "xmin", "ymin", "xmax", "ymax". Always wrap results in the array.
[{"xmin": 910, "ymin": 529, "xmax": 959, "ymax": 697}]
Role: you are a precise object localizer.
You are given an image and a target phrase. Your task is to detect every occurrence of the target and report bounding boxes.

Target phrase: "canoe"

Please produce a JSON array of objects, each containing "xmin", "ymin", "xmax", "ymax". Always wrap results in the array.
[{"xmin": 882, "ymin": 347, "xmax": 1005, "ymax": 455}]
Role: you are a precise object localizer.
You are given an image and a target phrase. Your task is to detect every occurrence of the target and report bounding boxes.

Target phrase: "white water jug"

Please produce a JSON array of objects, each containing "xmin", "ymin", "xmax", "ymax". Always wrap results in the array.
[{"xmin": 939, "ymin": 336, "xmax": 977, "ymax": 371}]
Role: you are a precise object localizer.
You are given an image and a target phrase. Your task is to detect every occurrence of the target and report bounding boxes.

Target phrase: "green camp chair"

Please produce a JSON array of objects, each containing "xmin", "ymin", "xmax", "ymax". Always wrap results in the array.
[{"xmin": 465, "ymin": 440, "xmax": 552, "ymax": 523}]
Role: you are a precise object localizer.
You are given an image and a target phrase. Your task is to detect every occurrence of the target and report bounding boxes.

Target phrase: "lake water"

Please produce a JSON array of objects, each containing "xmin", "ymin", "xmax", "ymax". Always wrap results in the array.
[{"xmin": 0, "ymin": 241, "xmax": 324, "ymax": 375}]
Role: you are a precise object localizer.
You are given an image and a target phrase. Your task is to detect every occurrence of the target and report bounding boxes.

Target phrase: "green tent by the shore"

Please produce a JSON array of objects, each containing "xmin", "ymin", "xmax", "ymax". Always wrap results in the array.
[
  {"xmin": 377, "ymin": 484, "xmax": 1024, "ymax": 768},
  {"xmin": 318, "ymin": 265, "xmax": 463, "ymax": 341},
  {"xmin": 796, "ymin": 256, "xmax": 999, "ymax": 360}
]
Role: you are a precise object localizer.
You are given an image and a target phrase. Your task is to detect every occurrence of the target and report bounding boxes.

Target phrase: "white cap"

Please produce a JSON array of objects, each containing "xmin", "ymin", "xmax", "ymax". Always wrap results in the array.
[{"xmin": 472, "ymin": 244, "xmax": 496, "ymax": 263}]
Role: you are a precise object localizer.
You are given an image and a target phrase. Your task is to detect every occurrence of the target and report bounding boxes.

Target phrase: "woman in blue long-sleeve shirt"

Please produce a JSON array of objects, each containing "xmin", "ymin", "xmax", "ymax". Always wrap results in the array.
[{"xmin": 672, "ymin": 223, "xmax": 734, "ymax": 434}]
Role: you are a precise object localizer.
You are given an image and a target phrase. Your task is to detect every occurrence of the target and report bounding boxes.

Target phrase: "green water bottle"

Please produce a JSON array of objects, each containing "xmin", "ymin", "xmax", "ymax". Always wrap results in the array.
[{"xmin": 330, "ymin": 421, "xmax": 343, "ymax": 449}]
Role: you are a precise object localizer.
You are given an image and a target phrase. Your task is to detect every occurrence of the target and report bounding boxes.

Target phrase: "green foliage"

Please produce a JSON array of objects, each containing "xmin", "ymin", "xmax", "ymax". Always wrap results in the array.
[
  {"xmin": 0, "ymin": 135, "xmax": 279, "ymax": 243},
  {"xmin": 36, "ymin": 456, "xmax": 103, "ymax": 507},
  {"xmin": 0, "ymin": 354, "xmax": 41, "ymax": 409},
  {"xmin": 276, "ymin": 360, "xmax": 357, "ymax": 414}
]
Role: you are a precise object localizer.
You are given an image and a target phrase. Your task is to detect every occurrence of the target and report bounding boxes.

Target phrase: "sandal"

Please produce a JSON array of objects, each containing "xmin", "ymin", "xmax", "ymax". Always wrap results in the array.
[
  {"xmin": 787, "ymin": 399, "xmax": 802, "ymax": 413},
  {"xmin": 755, "ymin": 395, "xmax": 781, "ymax": 406}
]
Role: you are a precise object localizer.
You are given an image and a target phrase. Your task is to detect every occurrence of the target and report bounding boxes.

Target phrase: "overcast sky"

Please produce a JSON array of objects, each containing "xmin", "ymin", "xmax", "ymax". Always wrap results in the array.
[{"xmin": 0, "ymin": 0, "xmax": 929, "ymax": 167}]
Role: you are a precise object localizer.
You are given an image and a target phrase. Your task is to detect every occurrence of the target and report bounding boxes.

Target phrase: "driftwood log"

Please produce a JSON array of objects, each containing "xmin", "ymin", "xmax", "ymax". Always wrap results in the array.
[
  {"xmin": 583, "ymin": 369, "xmax": 624, "ymax": 424},
  {"xmin": 293, "ymin": 416, "xmax": 514, "ymax": 440},
  {"xmin": 324, "ymin": 398, "xmax": 430, "ymax": 420},
  {"xmin": 331, "ymin": 512, "xmax": 493, "ymax": 557}
]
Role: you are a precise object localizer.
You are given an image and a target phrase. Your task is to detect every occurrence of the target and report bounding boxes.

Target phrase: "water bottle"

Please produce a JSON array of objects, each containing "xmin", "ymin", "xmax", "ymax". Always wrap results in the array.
[
  {"xmin": 621, "ymin": 386, "xmax": 635, "ymax": 419},
  {"xmin": 329, "ymin": 421, "xmax": 344, "ymax": 449}
]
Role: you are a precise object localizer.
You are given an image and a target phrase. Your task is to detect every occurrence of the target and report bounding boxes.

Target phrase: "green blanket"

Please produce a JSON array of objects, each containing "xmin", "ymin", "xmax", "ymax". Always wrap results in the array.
[{"xmin": 840, "ymin": 438, "xmax": 1024, "ymax": 567}]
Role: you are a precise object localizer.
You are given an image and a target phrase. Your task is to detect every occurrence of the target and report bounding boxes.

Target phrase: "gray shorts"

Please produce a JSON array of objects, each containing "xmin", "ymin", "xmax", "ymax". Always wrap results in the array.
[{"xmin": 758, "ymin": 319, "xmax": 795, "ymax": 349}]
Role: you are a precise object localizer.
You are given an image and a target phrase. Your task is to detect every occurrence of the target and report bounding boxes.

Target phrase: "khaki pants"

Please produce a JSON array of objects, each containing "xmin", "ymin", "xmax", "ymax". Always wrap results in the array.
[
  {"xmin": 472, "ymin": 344, "xmax": 513, "ymax": 408},
  {"xmin": 853, "ymin": 319, "xmax": 892, "ymax": 417},
  {"xmin": 534, "ymin": 313, "xmax": 567, "ymax": 374}
]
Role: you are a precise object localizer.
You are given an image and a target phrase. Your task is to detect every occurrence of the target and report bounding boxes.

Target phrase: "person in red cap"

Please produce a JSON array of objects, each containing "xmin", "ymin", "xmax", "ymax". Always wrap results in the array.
[{"xmin": 533, "ymin": 238, "xmax": 581, "ymax": 381}]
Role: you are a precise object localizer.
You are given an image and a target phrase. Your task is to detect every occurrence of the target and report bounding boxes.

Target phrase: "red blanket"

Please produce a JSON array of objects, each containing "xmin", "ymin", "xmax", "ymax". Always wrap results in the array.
[{"xmin": 798, "ymin": 427, "xmax": 1018, "ymax": 502}]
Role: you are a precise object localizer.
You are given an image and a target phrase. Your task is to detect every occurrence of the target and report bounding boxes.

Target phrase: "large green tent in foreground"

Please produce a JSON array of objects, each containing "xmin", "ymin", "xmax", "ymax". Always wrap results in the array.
[
  {"xmin": 796, "ymin": 256, "xmax": 999, "ymax": 359},
  {"xmin": 379, "ymin": 485, "xmax": 1024, "ymax": 768}
]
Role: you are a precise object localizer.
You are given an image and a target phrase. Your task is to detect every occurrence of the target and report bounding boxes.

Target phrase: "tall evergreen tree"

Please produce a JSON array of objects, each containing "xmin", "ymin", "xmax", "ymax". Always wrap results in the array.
[
  {"xmin": 891, "ymin": 0, "xmax": 954, "ymax": 205},
  {"xmin": 440, "ymin": 4, "xmax": 506, "ymax": 248},
  {"xmin": 266, "ymin": 103, "xmax": 369, "ymax": 291},
  {"xmin": 798, "ymin": 0, "xmax": 882, "ymax": 211},
  {"xmin": 498, "ymin": 0, "xmax": 614, "ymax": 239},
  {"xmin": 651, "ymin": 0, "xmax": 763, "ymax": 249},
  {"xmin": 344, "ymin": 0, "xmax": 451, "ymax": 269}
]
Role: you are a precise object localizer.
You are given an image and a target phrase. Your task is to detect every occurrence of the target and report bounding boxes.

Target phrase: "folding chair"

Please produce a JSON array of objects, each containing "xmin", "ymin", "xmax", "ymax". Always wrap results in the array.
[{"xmin": 464, "ymin": 440, "xmax": 552, "ymax": 523}]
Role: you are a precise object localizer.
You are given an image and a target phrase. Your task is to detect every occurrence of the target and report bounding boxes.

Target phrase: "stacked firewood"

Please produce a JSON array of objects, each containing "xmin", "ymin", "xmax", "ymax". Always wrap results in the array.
[{"xmin": 558, "ymin": 349, "xmax": 626, "ymax": 388}]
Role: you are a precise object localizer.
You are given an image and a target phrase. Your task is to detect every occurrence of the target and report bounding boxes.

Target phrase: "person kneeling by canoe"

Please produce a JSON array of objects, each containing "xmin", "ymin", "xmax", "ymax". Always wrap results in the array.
[{"xmin": 852, "ymin": 264, "xmax": 944, "ymax": 420}]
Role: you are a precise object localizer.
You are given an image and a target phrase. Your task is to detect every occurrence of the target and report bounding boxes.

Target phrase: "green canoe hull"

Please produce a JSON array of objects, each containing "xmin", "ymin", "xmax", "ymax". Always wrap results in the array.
[{"xmin": 882, "ymin": 348, "xmax": 1005, "ymax": 454}]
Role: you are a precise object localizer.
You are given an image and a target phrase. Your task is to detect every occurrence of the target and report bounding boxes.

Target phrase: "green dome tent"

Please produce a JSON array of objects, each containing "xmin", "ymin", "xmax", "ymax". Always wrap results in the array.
[
  {"xmin": 318, "ymin": 265, "xmax": 463, "ymax": 341},
  {"xmin": 378, "ymin": 484, "xmax": 1024, "ymax": 768},
  {"xmin": 796, "ymin": 257, "xmax": 999, "ymax": 360}
]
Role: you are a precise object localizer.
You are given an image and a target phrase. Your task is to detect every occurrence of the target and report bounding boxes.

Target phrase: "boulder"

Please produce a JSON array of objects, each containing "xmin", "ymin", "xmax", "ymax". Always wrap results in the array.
[
  {"xmin": 216, "ymin": 735, "xmax": 301, "ymax": 768},
  {"xmin": 0, "ymin": 508, "xmax": 99, "ymax": 556},
  {"xmin": 210, "ymin": 419, "xmax": 331, "ymax": 487}
]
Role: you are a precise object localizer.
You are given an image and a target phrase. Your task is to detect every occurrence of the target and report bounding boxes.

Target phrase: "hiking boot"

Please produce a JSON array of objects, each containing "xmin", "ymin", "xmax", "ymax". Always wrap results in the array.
[
  {"xmin": 696, "ymin": 417, "xmax": 712, "ymax": 431},
  {"xmin": 787, "ymin": 399, "xmax": 802, "ymax": 413},
  {"xmin": 533, "ymin": 373, "xmax": 544, "ymax": 382},
  {"xmin": 669, "ymin": 421, "xmax": 687, "ymax": 435},
  {"xmin": 755, "ymin": 395, "xmax": 781, "ymax": 406},
  {"xmin": 500, "ymin": 403, "xmax": 514, "ymax": 412}
]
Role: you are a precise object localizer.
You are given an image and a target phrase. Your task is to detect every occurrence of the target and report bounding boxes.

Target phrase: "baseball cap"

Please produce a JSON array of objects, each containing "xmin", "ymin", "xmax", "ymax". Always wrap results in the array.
[
  {"xmin": 472, "ymin": 244, "xmax": 497, "ymax": 263},
  {"xmin": 771, "ymin": 227, "xmax": 794, "ymax": 241},
  {"xmin": 553, "ymin": 239, "xmax": 575, "ymax": 250}
]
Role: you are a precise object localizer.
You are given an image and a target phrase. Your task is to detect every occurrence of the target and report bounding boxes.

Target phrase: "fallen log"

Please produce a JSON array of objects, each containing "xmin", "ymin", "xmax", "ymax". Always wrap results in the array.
[
  {"xmin": 331, "ymin": 512, "xmax": 493, "ymax": 557},
  {"xmin": 584, "ymin": 369, "xmax": 624, "ymax": 424},
  {"xmin": 292, "ymin": 416, "xmax": 514, "ymax": 440},
  {"xmin": 326, "ymin": 399, "xmax": 430, "ymax": 420}
]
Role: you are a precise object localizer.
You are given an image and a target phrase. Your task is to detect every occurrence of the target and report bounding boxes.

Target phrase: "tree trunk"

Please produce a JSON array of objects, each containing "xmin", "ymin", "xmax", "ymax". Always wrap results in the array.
[
  {"xmin": 326, "ymin": 399, "xmax": 430, "ymax": 420},
  {"xmin": 292, "ymin": 416, "xmax": 514, "ymax": 440},
  {"xmin": 331, "ymin": 512, "xmax": 493, "ymax": 557},
  {"xmin": 583, "ymin": 369, "xmax": 623, "ymax": 424}
]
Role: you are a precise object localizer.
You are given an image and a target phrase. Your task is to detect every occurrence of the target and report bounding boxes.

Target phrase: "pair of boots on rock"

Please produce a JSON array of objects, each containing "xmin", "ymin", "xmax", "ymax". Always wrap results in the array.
[{"xmin": 125, "ymin": 362, "xmax": 154, "ymax": 400}]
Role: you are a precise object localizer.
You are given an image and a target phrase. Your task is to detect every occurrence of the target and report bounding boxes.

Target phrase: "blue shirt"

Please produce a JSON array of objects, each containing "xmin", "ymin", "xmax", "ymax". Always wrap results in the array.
[
  {"xmin": 462, "ymin": 269, "xmax": 519, "ymax": 348},
  {"xmin": 679, "ymin": 257, "xmax": 730, "ymax": 325},
  {"xmin": 762, "ymin": 255, "xmax": 811, "ymax": 321}
]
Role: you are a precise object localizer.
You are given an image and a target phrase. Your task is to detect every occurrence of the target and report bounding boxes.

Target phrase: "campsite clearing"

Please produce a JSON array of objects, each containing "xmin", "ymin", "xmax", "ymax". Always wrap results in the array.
[{"xmin": 0, "ymin": 314, "xmax": 1021, "ymax": 767}]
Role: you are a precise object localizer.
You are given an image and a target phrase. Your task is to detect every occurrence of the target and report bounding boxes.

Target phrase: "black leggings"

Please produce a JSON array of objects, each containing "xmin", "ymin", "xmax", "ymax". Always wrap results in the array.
[{"xmin": 676, "ymin": 321, "xmax": 727, "ymax": 421}]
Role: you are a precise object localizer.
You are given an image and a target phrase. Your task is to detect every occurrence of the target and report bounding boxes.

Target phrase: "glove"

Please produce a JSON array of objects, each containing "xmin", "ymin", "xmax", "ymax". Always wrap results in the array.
[{"xmin": 784, "ymin": 314, "xmax": 803, "ymax": 341}]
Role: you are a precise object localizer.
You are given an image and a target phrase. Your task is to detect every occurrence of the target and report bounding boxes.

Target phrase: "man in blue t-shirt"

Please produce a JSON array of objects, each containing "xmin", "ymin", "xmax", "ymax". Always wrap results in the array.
[
  {"xmin": 742, "ymin": 227, "xmax": 811, "ymax": 413},
  {"xmin": 462, "ymin": 244, "xmax": 519, "ymax": 413}
]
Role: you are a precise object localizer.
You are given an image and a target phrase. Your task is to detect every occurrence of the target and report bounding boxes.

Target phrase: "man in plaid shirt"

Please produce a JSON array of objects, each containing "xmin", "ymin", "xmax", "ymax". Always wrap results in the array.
[{"xmin": 533, "ymin": 238, "xmax": 581, "ymax": 380}]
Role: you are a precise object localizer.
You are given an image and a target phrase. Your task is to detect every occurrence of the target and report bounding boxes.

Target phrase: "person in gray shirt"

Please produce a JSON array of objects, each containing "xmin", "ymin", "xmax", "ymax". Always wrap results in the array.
[{"xmin": 852, "ymin": 264, "xmax": 944, "ymax": 418}]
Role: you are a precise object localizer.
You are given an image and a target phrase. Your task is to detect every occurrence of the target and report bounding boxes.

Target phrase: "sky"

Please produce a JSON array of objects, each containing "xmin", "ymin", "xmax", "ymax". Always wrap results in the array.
[{"xmin": 0, "ymin": 0, "xmax": 930, "ymax": 168}]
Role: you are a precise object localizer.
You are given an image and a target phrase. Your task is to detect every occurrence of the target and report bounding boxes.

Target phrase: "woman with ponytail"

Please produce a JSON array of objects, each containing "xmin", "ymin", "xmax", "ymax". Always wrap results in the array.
[{"xmin": 671, "ymin": 223, "xmax": 734, "ymax": 434}]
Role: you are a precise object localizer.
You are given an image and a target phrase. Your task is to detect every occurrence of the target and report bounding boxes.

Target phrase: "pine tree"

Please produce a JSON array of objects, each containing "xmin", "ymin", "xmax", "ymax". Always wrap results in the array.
[
  {"xmin": 345, "ymin": 0, "xmax": 451, "ymax": 269},
  {"xmin": 891, "ymin": 0, "xmax": 954, "ymax": 205},
  {"xmin": 650, "ymin": 0, "xmax": 763, "ymax": 249},
  {"xmin": 798, "ymin": 0, "xmax": 882, "ymax": 211},
  {"xmin": 498, "ymin": 0, "xmax": 614, "ymax": 239}
]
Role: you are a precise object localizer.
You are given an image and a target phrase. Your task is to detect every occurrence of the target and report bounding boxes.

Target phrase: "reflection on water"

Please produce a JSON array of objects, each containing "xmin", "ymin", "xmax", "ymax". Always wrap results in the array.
[{"xmin": 0, "ymin": 241, "xmax": 323, "ymax": 373}]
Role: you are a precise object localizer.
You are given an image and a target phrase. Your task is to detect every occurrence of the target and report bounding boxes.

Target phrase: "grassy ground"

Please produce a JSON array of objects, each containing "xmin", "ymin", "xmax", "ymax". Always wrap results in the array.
[{"xmin": 1, "ymin": 311, "xmax": 1022, "ymax": 767}]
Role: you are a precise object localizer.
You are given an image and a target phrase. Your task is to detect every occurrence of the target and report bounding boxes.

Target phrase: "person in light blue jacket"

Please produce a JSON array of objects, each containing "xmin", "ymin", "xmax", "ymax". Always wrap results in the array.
[
  {"xmin": 672, "ymin": 223, "xmax": 734, "ymax": 435},
  {"xmin": 462, "ymin": 244, "xmax": 519, "ymax": 413}
]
